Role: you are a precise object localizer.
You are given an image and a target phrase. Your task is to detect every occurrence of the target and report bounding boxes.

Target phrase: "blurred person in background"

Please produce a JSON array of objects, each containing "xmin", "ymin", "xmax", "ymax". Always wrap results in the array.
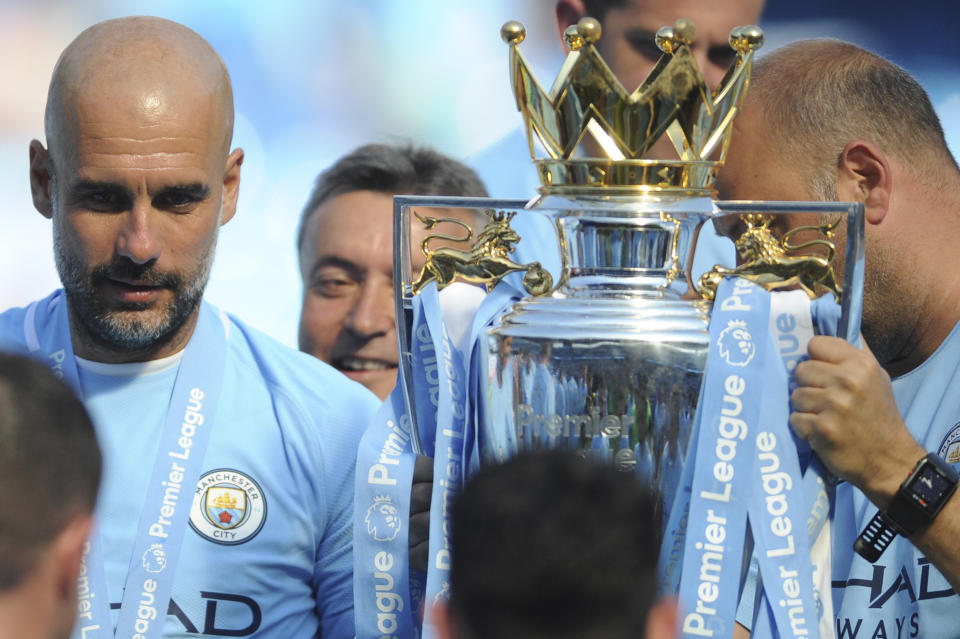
[{"xmin": 297, "ymin": 143, "xmax": 488, "ymax": 400}]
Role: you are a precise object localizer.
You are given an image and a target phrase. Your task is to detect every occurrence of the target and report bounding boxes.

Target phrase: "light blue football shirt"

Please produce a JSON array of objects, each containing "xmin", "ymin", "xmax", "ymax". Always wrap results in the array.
[
  {"xmin": 0, "ymin": 291, "xmax": 380, "ymax": 638},
  {"xmin": 737, "ymin": 320, "xmax": 960, "ymax": 637},
  {"xmin": 827, "ymin": 320, "xmax": 960, "ymax": 639}
]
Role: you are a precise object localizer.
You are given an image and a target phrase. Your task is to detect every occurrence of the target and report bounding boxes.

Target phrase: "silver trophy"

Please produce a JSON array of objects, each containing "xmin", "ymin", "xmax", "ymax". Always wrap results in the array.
[{"xmin": 395, "ymin": 18, "xmax": 864, "ymax": 505}]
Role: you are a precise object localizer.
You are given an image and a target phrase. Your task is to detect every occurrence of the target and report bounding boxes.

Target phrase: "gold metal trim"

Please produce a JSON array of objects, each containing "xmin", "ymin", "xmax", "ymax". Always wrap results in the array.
[
  {"xmin": 697, "ymin": 214, "xmax": 841, "ymax": 301},
  {"xmin": 411, "ymin": 210, "xmax": 553, "ymax": 297}
]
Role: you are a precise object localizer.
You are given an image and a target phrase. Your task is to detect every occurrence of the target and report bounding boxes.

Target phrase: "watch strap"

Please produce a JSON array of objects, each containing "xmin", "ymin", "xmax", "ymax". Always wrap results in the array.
[{"xmin": 854, "ymin": 510, "xmax": 898, "ymax": 562}]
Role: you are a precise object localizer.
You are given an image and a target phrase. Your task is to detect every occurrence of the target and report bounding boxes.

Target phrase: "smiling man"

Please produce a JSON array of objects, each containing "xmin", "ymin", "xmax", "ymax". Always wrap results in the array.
[
  {"xmin": 0, "ymin": 16, "xmax": 378, "ymax": 638},
  {"xmin": 297, "ymin": 143, "xmax": 488, "ymax": 400}
]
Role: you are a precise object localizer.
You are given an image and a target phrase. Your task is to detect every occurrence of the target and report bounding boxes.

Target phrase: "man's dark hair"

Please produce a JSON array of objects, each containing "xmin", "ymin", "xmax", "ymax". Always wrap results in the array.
[
  {"xmin": 448, "ymin": 450, "xmax": 661, "ymax": 639},
  {"xmin": 0, "ymin": 352, "xmax": 101, "ymax": 589},
  {"xmin": 296, "ymin": 143, "xmax": 488, "ymax": 252}
]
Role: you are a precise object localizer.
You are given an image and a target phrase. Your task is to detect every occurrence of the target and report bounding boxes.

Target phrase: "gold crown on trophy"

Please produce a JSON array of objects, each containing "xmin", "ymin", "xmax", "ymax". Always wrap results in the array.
[{"xmin": 501, "ymin": 17, "xmax": 763, "ymax": 194}]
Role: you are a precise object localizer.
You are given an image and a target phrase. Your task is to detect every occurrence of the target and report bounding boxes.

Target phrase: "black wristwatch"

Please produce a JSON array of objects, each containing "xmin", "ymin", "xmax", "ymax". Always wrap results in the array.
[{"xmin": 854, "ymin": 453, "xmax": 959, "ymax": 563}]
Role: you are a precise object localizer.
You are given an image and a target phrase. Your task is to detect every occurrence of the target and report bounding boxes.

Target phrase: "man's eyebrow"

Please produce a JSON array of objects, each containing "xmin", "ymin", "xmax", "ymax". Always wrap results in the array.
[
  {"xmin": 156, "ymin": 183, "xmax": 211, "ymax": 200},
  {"xmin": 308, "ymin": 255, "xmax": 364, "ymax": 281},
  {"xmin": 69, "ymin": 179, "xmax": 131, "ymax": 197}
]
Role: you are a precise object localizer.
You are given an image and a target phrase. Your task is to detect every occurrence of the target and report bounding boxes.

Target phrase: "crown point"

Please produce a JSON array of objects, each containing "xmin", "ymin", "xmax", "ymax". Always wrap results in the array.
[
  {"xmin": 564, "ymin": 25, "xmax": 584, "ymax": 51},
  {"xmin": 741, "ymin": 25, "xmax": 764, "ymax": 51},
  {"xmin": 501, "ymin": 21, "xmax": 526, "ymax": 45},
  {"xmin": 673, "ymin": 18, "xmax": 696, "ymax": 46},
  {"xmin": 656, "ymin": 26, "xmax": 677, "ymax": 54},
  {"xmin": 729, "ymin": 25, "xmax": 763, "ymax": 52},
  {"xmin": 576, "ymin": 17, "xmax": 602, "ymax": 44}
]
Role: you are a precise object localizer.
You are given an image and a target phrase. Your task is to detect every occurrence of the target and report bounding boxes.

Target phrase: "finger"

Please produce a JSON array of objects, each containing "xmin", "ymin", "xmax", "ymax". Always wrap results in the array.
[
  {"xmin": 790, "ymin": 386, "xmax": 832, "ymax": 414},
  {"xmin": 807, "ymin": 335, "xmax": 858, "ymax": 364},
  {"xmin": 788, "ymin": 411, "xmax": 818, "ymax": 443},
  {"xmin": 792, "ymin": 358, "xmax": 840, "ymax": 389},
  {"xmin": 412, "ymin": 455, "xmax": 434, "ymax": 482},
  {"xmin": 858, "ymin": 335, "xmax": 882, "ymax": 366}
]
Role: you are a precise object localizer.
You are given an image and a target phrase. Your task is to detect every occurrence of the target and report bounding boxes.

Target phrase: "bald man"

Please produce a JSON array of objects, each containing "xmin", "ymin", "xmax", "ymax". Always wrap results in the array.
[
  {"xmin": 716, "ymin": 41, "xmax": 960, "ymax": 637},
  {"xmin": 0, "ymin": 17, "xmax": 378, "ymax": 638},
  {"xmin": 469, "ymin": 0, "xmax": 766, "ymax": 287}
]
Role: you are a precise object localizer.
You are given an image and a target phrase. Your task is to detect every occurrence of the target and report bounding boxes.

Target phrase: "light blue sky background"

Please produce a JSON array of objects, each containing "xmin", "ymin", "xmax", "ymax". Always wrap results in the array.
[{"xmin": 1, "ymin": 0, "xmax": 957, "ymax": 346}]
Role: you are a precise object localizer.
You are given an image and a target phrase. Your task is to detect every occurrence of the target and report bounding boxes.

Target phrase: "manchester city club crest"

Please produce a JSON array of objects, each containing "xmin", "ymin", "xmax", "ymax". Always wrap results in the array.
[
  {"xmin": 189, "ymin": 469, "xmax": 267, "ymax": 545},
  {"xmin": 938, "ymin": 422, "xmax": 960, "ymax": 466}
]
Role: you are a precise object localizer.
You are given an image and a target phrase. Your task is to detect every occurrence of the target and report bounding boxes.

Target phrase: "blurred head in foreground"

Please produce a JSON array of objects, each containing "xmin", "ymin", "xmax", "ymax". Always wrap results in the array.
[
  {"xmin": 434, "ymin": 450, "xmax": 675, "ymax": 639},
  {"xmin": 0, "ymin": 353, "xmax": 102, "ymax": 639}
]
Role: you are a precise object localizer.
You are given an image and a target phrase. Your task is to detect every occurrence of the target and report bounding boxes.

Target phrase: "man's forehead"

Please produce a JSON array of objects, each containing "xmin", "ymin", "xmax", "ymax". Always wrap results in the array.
[{"xmin": 47, "ymin": 18, "xmax": 234, "ymax": 159}]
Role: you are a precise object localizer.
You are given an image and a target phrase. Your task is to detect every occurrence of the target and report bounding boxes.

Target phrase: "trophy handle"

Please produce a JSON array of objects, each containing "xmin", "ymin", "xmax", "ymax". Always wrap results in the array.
[
  {"xmin": 393, "ymin": 196, "xmax": 534, "ymax": 454},
  {"xmin": 709, "ymin": 201, "xmax": 866, "ymax": 344}
]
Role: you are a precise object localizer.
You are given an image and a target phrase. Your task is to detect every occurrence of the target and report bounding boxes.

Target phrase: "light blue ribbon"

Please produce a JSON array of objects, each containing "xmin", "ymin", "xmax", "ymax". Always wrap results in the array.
[
  {"xmin": 749, "ymin": 293, "xmax": 841, "ymax": 639},
  {"xmin": 675, "ymin": 277, "xmax": 768, "ymax": 639},
  {"xmin": 421, "ymin": 285, "xmax": 470, "ymax": 639},
  {"xmin": 748, "ymin": 336, "xmax": 819, "ymax": 638},
  {"xmin": 353, "ymin": 386, "xmax": 417, "ymax": 639},
  {"xmin": 28, "ymin": 292, "xmax": 226, "ymax": 639}
]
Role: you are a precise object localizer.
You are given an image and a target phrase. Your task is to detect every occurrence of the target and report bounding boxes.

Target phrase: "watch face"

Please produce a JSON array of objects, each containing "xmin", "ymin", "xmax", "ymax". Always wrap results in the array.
[{"xmin": 910, "ymin": 465, "xmax": 954, "ymax": 513}]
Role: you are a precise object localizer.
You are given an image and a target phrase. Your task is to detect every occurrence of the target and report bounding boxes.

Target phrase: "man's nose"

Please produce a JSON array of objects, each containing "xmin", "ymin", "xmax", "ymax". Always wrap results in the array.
[
  {"xmin": 345, "ymin": 280, "xmax": 394, "ymax": 337},
  {"xmin": 116, "ymin": 201, "xmax": 161, "ymax": 265}
]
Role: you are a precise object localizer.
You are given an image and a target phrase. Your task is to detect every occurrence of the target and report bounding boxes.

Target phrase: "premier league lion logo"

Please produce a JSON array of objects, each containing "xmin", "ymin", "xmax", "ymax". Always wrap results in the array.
[
  {"xmin": 717, "ymin": 319, "xmax": 756, "ymax": 367},
  {"xmin": 141, "ymin": 543, "xmax": 167, "ymax": 574},
  {"xmin": 366, "ymin": 495, "xmax": 401, "ymax": 542}
]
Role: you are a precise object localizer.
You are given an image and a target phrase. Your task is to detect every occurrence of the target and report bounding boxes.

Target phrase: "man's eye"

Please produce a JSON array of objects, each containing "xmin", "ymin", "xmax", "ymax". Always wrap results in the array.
[
  {"xmin": 312, "ymin": 276, "xmax": 357, "ymax": 298},
  {"xmin": 155, "ymin": 191, "xmax": 201, "ymax": 211},
  {"xmin": 625, "ymin": 33, "xmax": 663, "ymax": 62},
  {"xmin": 80, "ymin": 191, "xmax": 125, "ymax": 211},
  {"xmin": 708, "ymin": 48, "xmax": 739, "ymax": 70}
]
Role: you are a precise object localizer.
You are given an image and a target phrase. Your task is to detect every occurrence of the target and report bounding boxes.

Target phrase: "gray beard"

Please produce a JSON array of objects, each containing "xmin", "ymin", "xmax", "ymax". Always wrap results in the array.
[{"xmin": 53, "ymin": 226, "xmax": 216, "ymax": 353}]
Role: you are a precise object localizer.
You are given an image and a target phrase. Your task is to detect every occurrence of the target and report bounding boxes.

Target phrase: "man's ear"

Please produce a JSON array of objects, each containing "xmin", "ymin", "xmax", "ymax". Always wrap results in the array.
[
  {"xmin": 220, "ymin": 147, "xmax": 244, "ymax": 226},
  {"xmin": 555, "ymin": 0, "xmax": 588, "ymax": 50},
  {"xmin": 54, "ymin": 514, "xmax": 93, "ymax": 601},
  {"xmin": 836, "ymin": 140, "xmax": 891, "ymax": 226},
  {"xmin": 49, "ymin": 514, "xmax": 94, "ymax": 639},
  {"xmin": 29, "ymin": 139, "xmax": 54, "ymax": 219},
  {"xmin": 645, "ymin": 597, "xmax": 679, "ymax": 639}
]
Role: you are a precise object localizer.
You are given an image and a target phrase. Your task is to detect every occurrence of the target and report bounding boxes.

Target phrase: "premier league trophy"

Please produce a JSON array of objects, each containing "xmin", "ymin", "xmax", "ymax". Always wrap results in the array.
[{"xmin": 355, "ymin": 16, "xmax": 865, "ymax": 639}]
